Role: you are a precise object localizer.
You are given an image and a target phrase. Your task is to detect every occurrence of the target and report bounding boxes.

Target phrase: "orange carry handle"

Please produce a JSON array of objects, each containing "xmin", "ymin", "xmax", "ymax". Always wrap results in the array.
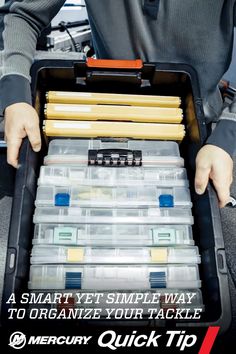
[{"xmin": 86, "ymin": 58, "xmax": 143, "ymax": 70}]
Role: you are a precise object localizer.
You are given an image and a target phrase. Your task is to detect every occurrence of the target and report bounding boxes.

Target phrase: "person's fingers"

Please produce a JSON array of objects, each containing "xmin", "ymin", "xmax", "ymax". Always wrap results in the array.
[
  {"xmin": 194, "ymin": 164, "xmax": 211, "ymax": 195},
  {"xmin": 25, "ymin": 121, "xmax": 41, "ymax": 152},
  {"xmin": 6, "ymin": 138, "xmax": 22, "ymax": 168},
  {"xmin": 4, "ymin": 103, "xmax": 41, "ymax": 165},
  {"xmin": 212, "ymin": 179, "xmax": 231, "ymax": 208}
]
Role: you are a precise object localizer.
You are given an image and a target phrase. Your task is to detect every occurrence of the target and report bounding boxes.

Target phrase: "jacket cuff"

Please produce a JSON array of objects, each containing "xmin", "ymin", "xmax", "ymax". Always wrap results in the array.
[
  {"xmin": 0, "ymin": 74, "xmax": 32, "ymax": 115},
  {"xmin": 206, "ymin": 119, "xmax": 236, "ymax": 157}
]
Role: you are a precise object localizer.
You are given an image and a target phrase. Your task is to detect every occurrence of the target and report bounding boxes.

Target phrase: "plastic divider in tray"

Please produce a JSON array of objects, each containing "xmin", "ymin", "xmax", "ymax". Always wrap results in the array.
[
  {"xmin": 28, "ymin": 289, "xmax": 204, "ymax": 313},
  {"xmin": 28, "ymin": 264, "xmax": 201, "ymax": 290},
  {"xmin": 30, "ymin": 246, "xmax": 200, "ymax": 265},
  {"xmin": 38, "ymin": 166, "xmax": 189, "ymax": 187},
  {"xmin": 33, "ymin": 207, "xmax": 194, "ymax": 225},
  {"xmin": 33, "ymin": 224, "xmax": 194, "ymax": 246},
  {"xmin": 35, "ymin": 185, "xmax": 192, "ymax": 208},
  {"xmin": 44, "ymin": 139, "xmax": 184, "ymax": 167}
]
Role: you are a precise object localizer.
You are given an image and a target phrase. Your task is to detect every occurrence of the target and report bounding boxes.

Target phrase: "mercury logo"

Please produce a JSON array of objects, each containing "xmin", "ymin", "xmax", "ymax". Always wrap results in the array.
[{"xmin": 8, "ymin": 332, "xmax": 26, "ymax": 350}]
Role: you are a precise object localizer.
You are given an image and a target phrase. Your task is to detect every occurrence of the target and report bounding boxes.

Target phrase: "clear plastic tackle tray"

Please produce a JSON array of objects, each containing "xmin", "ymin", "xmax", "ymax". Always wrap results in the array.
[
  {"xmin": 38, "ymin": 166, "xmax": 189, "ymax": 187},
  {"xmin": 30, "ymin": 246, "xmax": 200, "ymax": 265},
  {"xmin": 35, "ymin": 185, "xmax": 192, "ymax": 208},
  {"xmin": 33, "ymin": 224, "xmax": 194, "ymax": 246},
  {"xmin": 28, "ymin": 264, "xmax": 201, "ymax": 290},
  {"xmin": 33, "ymin": 207, "xmax": 194, "ymax": 225},
  {"xmin": 28, "ymin": 289, "xmax": 204, "ymax": 313},
  {"xmin": 44, "ymin": 139, "xmax": 184, "ymax": 167}
]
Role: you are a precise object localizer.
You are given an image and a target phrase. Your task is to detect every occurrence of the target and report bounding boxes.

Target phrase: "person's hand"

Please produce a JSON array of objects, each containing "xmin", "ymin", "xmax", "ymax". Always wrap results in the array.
[
  {"xmin": 4, "ymin": 103, "xmax": 41, "ymax": 168},
  {"xmin": 195, "ymin": 144, "xmax": 233, "ymax": 208}
]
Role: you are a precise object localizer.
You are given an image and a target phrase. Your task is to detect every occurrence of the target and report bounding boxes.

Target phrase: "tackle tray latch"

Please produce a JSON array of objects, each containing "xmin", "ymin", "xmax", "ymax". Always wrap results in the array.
[{"xmin": 88, "ymin": 149, "xmax": 142, "ymax": 167}]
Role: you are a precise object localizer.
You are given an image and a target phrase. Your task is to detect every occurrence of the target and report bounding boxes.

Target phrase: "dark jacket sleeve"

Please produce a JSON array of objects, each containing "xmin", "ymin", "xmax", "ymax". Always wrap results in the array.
[
  {"xmin": 206, "ymin": 102, "xmax": 236, "ymax": 157},
  {"xmin": 0, "ymin": 0, "xmax": 65, "ymax": 115}
]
